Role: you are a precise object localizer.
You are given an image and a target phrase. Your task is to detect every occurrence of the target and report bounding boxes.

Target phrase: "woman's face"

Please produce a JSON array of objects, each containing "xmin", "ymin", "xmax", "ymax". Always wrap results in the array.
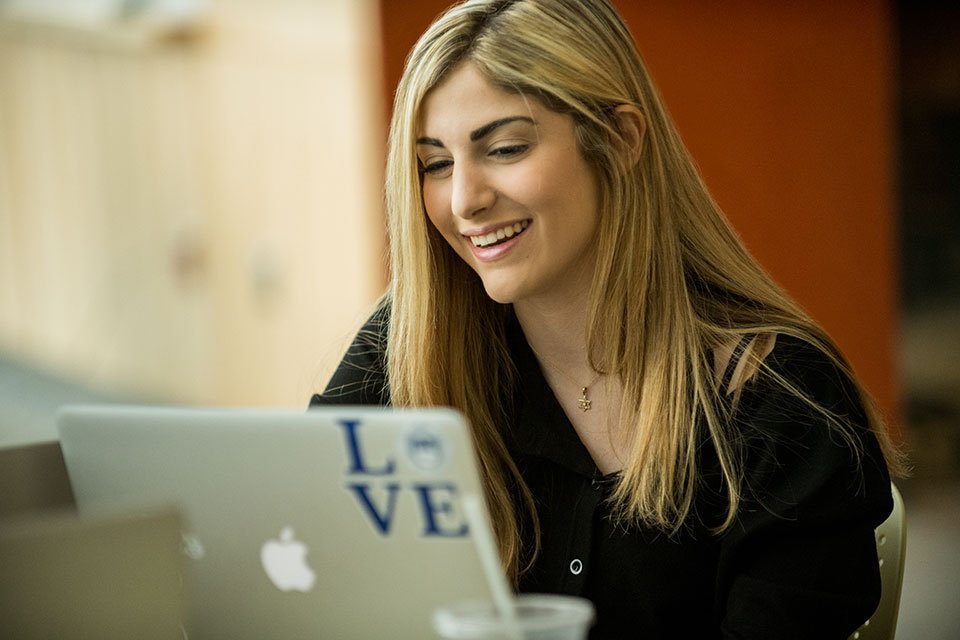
[{"xmin": 417, "ymin": 63, "xmax": 601, "ymax": 306}]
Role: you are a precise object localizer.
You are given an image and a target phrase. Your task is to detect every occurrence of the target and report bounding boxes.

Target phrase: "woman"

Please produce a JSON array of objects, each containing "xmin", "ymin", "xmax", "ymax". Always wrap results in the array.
[{"xmin": 312, "ymin": 0, "xmax": 907, "ymax": 637}]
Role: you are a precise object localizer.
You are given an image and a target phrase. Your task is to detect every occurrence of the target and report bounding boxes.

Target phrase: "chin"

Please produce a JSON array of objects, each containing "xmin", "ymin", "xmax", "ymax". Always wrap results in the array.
[{"xmin": 479, "ymin": 279, "xmax": 522, "ymax": 305}]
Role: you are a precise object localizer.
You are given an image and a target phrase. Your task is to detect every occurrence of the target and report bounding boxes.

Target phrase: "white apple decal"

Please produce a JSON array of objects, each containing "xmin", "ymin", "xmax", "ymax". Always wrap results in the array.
[{"xmin": 260, "ymin": 526, "xmax": 316, "ymax": 592}]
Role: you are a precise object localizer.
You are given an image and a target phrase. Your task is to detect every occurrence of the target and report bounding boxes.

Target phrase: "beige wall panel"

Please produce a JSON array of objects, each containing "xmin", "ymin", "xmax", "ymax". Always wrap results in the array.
[
  {"xmin": 0, "ymin": 0, "xmax": 385, "ymax": 407},
  {"xmin": 2, "ymin": 43, "xmax": 108, "ymax": 371},
  {"xmin": 198, "ymin": 0, "xmax": 385, "ymax": 406},
  {"xmin": 0, "ymin": 39, "xmax": 20, "ymax": 343}
]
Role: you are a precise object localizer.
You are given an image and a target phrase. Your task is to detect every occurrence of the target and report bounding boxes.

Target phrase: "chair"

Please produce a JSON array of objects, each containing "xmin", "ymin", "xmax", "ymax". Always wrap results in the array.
[{"xmin": 849, "ymin": 482, "xmax": 907, "ymax": 640}]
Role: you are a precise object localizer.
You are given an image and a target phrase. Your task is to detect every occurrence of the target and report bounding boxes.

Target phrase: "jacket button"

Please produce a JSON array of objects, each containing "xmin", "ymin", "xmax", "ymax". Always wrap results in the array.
[{"xmin": 569, "ymin": 558, "xmax": 583, "ymax": 575}]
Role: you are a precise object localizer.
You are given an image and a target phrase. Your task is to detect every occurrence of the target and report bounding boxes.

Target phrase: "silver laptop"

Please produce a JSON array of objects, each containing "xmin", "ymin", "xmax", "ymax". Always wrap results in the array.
[
  {"xmin": 56, "ymin": 405, "xmax": 494, "ymax": 640},
  {"xmin": 0, "ymin": 506, "xmax": 185, "ymax": 640}
]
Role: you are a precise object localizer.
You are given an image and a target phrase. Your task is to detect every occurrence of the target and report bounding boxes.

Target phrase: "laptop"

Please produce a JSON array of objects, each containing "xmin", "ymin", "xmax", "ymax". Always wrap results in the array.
[
  {"xmin": 56, "ymin": 405, "xmax": 495, "ymax": 640},
  {"xmin": 0, "ymin": 440, "xmax": 75, "ymax": 518},
  {"xmin": 0, "ymin": 506, "xmax": 185, "ymax": 640}
]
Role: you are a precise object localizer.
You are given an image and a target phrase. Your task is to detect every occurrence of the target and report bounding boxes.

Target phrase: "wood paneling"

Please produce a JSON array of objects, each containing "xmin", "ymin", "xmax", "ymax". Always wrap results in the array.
[{"xmin": 0, "ymin": 0, "xmax": 386, "ymax": 407}]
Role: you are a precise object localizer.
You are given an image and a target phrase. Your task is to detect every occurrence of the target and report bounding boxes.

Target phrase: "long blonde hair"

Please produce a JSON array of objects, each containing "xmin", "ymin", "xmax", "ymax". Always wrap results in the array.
[{"xmin": 383, "ymin": 0, "xmax": 906, "ymax": 583}]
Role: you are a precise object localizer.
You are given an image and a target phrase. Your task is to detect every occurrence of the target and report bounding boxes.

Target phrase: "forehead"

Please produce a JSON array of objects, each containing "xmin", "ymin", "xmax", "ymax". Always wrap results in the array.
[{"xmin": 418, "ymin": 63, "xmax": 539, "ymax": 138}]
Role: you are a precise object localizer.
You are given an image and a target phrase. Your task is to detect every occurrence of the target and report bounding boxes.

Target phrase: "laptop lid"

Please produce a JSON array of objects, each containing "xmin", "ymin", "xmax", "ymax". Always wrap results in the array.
[
  {"xmin": 56, "ymin": 405, "xmax": 494, "ymax": 640},
  {"xmin": 0, "ymin": 440, "xmax": 75, "ymax": 518},
  {"xmin": 0, "ymin": 506, "xmax": 185, "ymax": 640}
]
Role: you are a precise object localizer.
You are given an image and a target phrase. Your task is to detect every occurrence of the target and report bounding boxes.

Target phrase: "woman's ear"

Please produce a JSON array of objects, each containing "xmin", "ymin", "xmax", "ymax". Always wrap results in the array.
[{"xmin": 613, "ymin": 104, "xmax": 645, "ymax": 167}]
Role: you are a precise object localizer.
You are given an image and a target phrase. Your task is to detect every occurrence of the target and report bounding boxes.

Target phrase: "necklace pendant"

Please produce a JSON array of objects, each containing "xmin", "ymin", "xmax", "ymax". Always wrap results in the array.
[{"xmin": 578, "ymin": 386, "xmax": 592, "ymax": 411}]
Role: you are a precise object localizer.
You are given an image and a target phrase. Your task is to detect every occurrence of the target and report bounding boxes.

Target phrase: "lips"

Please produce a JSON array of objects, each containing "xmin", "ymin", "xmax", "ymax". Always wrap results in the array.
[
  {"xmin": 466, "ymin": 220, "xmax": 530, "ymax": 248},
  {"xmin": 463, "ymin": 219, "xmax": 531, "ymax": 262}
]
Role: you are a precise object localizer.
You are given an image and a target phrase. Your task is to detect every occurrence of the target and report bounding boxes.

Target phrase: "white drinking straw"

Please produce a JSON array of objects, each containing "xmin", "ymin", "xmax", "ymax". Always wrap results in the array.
[{"xmin": 462, "ymin": 492, "xmax": 523, "ymax": 640}]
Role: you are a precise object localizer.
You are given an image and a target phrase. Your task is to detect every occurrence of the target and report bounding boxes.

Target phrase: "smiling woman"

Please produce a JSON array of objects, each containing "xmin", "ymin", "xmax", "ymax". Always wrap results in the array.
[
  {"xmin": 418, "ymin": 64, "xmax": 604, "ymax": 306},
  {"xmin": 310, "ymin": 1, "xmax": 907, "ymax": 638}
]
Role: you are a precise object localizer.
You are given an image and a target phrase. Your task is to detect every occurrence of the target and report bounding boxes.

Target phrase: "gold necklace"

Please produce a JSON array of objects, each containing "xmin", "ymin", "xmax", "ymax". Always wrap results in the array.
[{"xmin": 530, "ymin": 348, "xmax": 603, "ymax": 412}]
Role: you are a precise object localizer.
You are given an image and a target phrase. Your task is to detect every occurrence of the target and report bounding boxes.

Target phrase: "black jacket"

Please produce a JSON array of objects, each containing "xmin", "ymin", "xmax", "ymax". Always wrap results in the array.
[{"xmin": 311, "ymin": 306, "xmax": 892, "ymax": 639}]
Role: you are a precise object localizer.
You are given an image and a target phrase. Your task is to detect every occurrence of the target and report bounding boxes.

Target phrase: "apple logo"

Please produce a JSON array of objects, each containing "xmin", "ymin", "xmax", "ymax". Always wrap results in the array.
[{"xmin": 260, "ymin": 526, "xmax": 316, "ymax": 592}]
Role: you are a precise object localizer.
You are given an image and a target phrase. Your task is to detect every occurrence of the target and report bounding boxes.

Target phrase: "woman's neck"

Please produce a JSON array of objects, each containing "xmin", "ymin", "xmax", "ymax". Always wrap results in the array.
[
  {"xmin": 513, "ymin": 288, "xmax": 626, "ymax": 475},
  {"xmin": 513, "ymin": 296, "xmax": 593, "ymax": 380}
]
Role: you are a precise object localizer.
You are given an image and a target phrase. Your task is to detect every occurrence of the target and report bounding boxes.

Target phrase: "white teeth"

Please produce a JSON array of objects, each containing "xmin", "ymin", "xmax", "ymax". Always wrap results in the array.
[{"xmin": 470, "ymin": 221, "xmax": 529, "ymax": 248}]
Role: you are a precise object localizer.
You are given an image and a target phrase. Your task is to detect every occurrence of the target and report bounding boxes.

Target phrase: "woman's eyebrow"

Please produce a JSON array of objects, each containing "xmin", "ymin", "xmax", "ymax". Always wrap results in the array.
[
  {"xmin": 469, "ymin": 116, "xmax": 535, "ymax": 141},
  {"xmin": 415, "ymin": 115, "xmax": 536, "ymax": 148},
  {"xmin": 416, "ymin": 136, "xmax": 444, "ymax": 148}
]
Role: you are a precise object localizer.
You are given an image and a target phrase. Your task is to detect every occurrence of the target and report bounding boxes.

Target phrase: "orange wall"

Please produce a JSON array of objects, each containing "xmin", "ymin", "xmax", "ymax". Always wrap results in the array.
[{"xmin": 378, "ymin": 0, "xmax": 902, "ymax": 439}]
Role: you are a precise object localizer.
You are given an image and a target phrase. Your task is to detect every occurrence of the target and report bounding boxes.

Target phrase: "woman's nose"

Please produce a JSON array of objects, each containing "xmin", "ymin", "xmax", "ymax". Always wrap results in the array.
[{"xmin": 450, "ymin": 161, "xmax": 496, "ymax": 220}]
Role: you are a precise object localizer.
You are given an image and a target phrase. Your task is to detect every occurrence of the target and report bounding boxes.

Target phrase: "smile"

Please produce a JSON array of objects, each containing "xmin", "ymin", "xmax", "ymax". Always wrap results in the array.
[{"xmin": 468, "ymin": 220, "xmax": 530, "ymax": 248}]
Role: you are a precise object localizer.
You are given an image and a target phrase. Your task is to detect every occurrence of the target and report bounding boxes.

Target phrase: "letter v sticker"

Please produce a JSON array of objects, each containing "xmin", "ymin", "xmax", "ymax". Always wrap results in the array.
[{"xmin": 346, "ymin": 483, "xmax": 401, "ymax": 535}]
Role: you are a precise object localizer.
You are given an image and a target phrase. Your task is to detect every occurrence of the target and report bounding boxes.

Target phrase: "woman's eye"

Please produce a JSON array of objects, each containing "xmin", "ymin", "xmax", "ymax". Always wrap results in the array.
[
  {"xmin": 490, "ymin": 144, "xmax": 528, "ymax": 158},
  {"xmin": 421, "ymin": 159, "xmax": 453, "ymax": 175}
]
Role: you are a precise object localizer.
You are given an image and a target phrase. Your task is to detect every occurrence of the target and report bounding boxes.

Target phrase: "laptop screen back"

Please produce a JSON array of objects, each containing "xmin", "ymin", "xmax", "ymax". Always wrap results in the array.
[{"xmin": 56, "ymin": 405, "xmax": 494, "ymax": 640}]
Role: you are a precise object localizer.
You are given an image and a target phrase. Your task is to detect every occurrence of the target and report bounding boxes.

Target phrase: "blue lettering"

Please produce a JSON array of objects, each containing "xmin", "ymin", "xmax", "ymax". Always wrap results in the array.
[
  {"xmin": 347, "ymin": 482, "xmax": 401, "ymax": 535},
  {"xmin": 338, "ymin": 419, "xmax": 395, "ymax": 475},
  {"xmin": 413, "ymin": 483, "xmax": 469, "ymax": 538}
]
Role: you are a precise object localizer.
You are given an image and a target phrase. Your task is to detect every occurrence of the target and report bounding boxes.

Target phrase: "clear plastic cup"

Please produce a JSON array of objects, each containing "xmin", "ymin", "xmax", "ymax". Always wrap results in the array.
[{"xmin": 432, "ymin": 594, "xmax": 595, "ymax": 640}]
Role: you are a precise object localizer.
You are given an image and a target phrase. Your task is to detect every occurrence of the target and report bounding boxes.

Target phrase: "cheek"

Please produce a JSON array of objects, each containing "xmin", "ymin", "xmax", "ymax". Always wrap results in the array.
[
  {"xmin": 421, "ymin": 183, "xmax": 451, "ymax": 234},
  {"xmin": 553, "ymin": 158, "xmax": 600, "ymax": 225},
  {"xmin": 511, "ymin": 148, "xmax": 590, "ymax": 209}
]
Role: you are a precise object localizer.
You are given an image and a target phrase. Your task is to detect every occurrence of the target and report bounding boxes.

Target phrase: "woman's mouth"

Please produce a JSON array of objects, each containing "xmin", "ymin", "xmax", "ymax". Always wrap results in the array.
[
  {"xmin": 464, "ymin": 220, "xmax": 531, "ymax": 262},
  {"xmin": 468, "ymin": 220, "xmax": 530, "ymax": 248}
]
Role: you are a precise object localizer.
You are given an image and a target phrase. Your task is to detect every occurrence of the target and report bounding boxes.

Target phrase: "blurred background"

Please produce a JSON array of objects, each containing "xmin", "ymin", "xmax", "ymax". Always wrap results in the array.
[{"xmin": 0, "ymin": 0, "xmax": 956, "ymax": 637}]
